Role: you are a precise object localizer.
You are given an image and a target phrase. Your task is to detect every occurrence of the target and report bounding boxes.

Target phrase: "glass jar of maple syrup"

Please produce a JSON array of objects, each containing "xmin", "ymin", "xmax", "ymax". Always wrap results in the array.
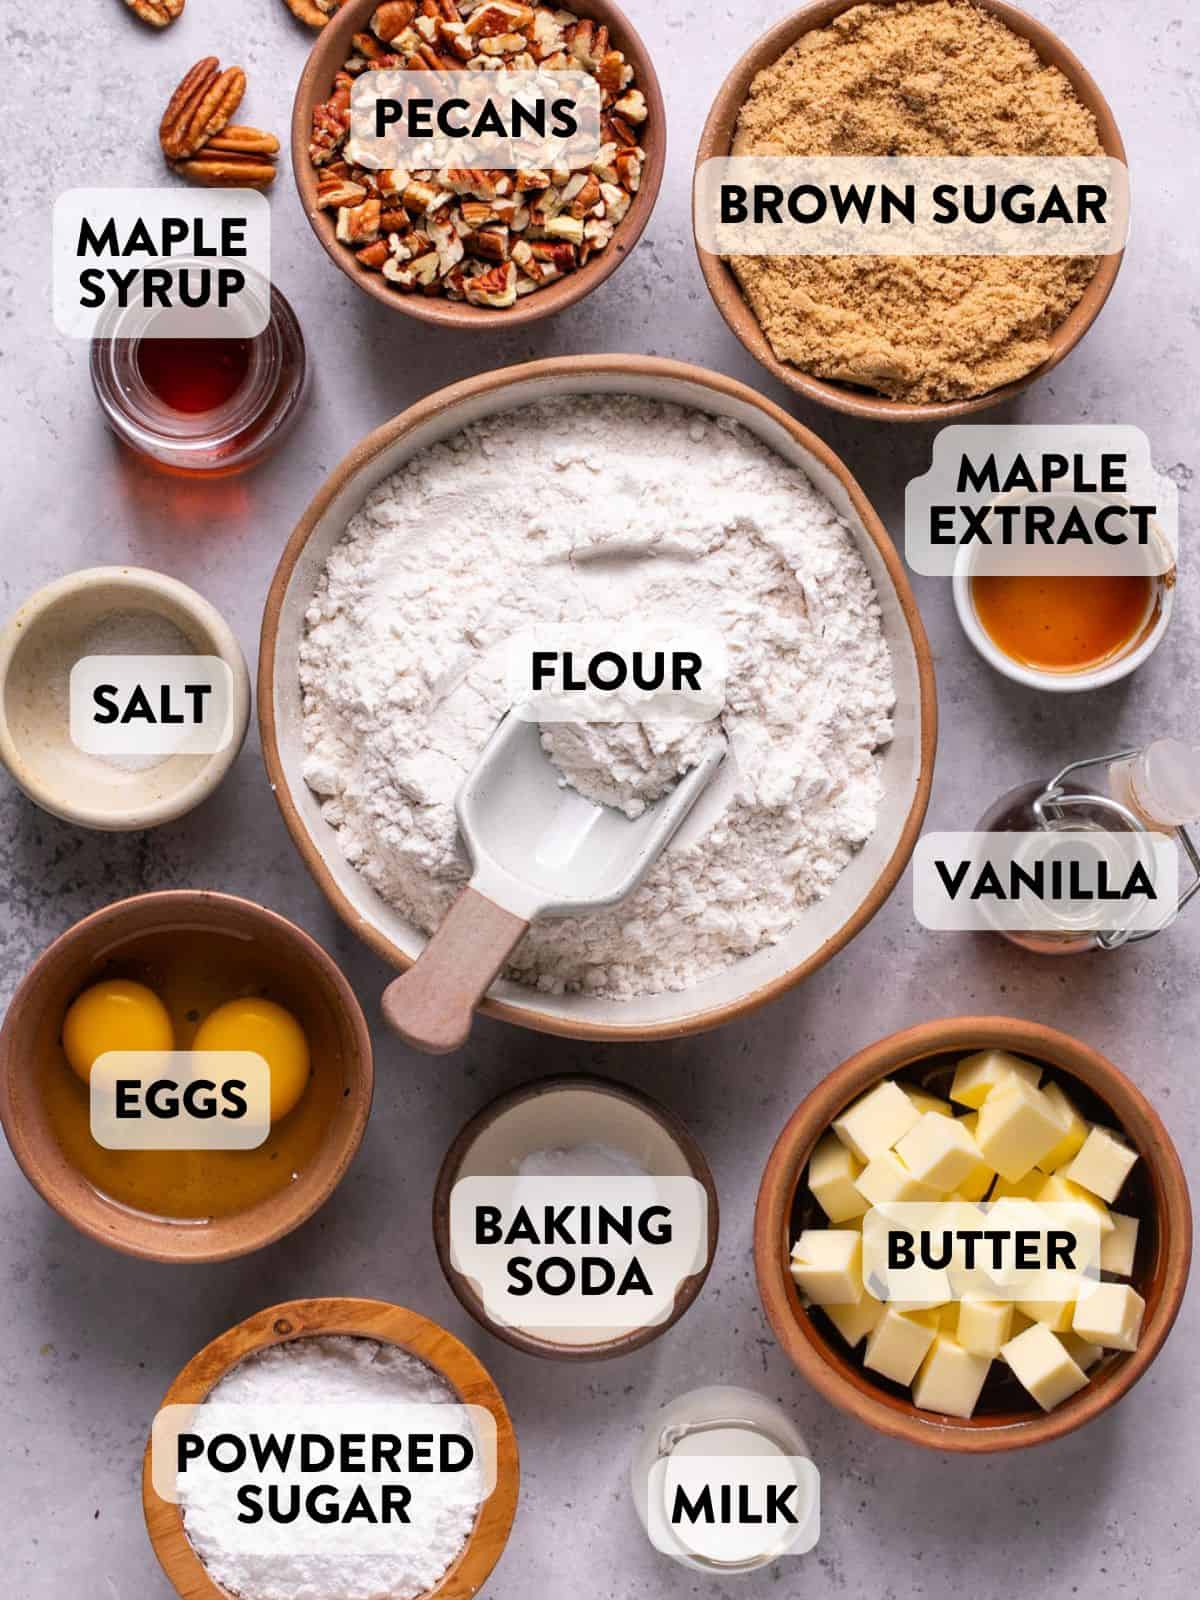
[{"xmin": 89, "ymin": 282, "xmax": 306, "ymax": 475}]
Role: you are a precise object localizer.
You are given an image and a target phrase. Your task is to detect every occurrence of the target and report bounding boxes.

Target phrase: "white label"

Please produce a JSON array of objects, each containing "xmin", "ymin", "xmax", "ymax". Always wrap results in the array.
[
  {"xmin": 695, "ymin": 156, "xmax": 1129, "ymax": 255},
  {"xmin": 52, "ymin": 189, "xmax": 271, "ymax": 339},
  {"xmin": 646, "ymin": 1454, "xmax": 820, "ymax": 1565},
  {"xmin": 449, "ymin": 1175, "xmax": 709, "ymax": 1333},
  {"xmin": 913, "ymin": 831, "xmax": 1178, "ymax": 937},
  {"xmin": 70, "ymin": 656, "xmax": 236, "ymax": 757},
  {"xmin": 506, "ymin": 624, "xmax": 727, "ymax": 723},
  {"xmin": 862, "ymin": 1202, "xmax": 1103, "ymax": 1303},
  {"xmin": 349, "ymin": 69, "xmax": 601, "ymax": 169},
  {"xmin": 89, "ymin": 1051, "xmax": 270, "ymax": 1151},
  {"xmin": 152, "ymin": 1402, "xmax": 496, "ymax": 1557},
  {"xmin": 905, "ymin": 426, "xmax": 1178, "ymax": 578}
]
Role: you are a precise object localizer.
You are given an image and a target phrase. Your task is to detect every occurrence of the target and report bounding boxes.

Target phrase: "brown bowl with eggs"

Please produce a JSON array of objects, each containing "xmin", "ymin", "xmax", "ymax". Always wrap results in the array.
[{"xmin": 0, "ymin": 890, "xmax": 373, "ymax": 1263}]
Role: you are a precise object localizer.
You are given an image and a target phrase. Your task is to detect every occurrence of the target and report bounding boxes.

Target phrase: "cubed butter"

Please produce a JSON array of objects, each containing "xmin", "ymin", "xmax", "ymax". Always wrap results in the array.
[
  {"xmin": 789, "ymin": 1229, "xmax": 863, "ymax": 1306},
  {"xmin": 904, "ymin": 1087, "xmax": 955, "ymax": 1119},
  {"xmin": 912, "ymin": 1334, "xmax": 992, "ymax": 1419},
  {"xmin": 953, "ymin": 1112, "xmax": 996, "ymax": 1202},
  {"xmin": 956, "ymin": 1298, "xmax": 1014, "ymax": 1358},
  {"xmin": 974, "ymin": 1077, "xmax": 1065, "ymax": 1181},
  {"xmin": 1100, "ymin": 1211, "xmax": 1139, "ymax": 1277},
  {"xmin": 1015, "ymin": 1298, "xmax": 1076, "ymax": 1334},
  {"xmin": 1064, "ymin": 1126, "xmax": 1138, "ymax": 1204},
  {"xmin": 991, "ymin": 1171, "xmax": 1045, "ymax": 1201},
  {"xmin": 832, "ymin": 1080, "xmax": 921, "ymax": 1163},
  {"xmin": 1036, "ymin": 1081, "xmax": 1089, "ymax": 1173},
  {"xmin": 894, "ymin": 1113, "xmax": 985, "ymax": 1193},
  {"xmin": 864, "ymin": 1307, "xmax": 938, "ymax": 1387},
  {"xmin": 1036, "ymin": 1172, "xmax": 1115, "ymax": 1235},
  {"xmin": 807, "ymin": 1132, "xmax": 869, "ymax": 1224},
  {"xmin": 1060, "ymin": 1331, "xmax": 1104, "ymax": 1372},
  {"xmin": 823, "ymin": 1295, "xmax": 884, "ymax": 1349},
  {"xmin": 1001, "ymin": 1323, "xmax": 1089, "ymax": 1412},
  {"xmin": 950, "ymin": 1049, "xmax": 1042, "ymax": 1110},
  {"xmin": 855, "ymin": 1149, "xmax": 943, "ymax": 1206},
  {"xmin": 1072, "ymin": 1283, "xmax": 1145, "ymax": 1352}
]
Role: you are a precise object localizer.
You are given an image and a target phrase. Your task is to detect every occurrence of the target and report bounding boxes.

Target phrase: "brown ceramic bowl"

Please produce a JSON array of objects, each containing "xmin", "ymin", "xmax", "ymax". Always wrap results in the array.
[
  {"xmin": 292, "ymin": 0, "xmax": 665, "ymax": 329},
  {"xmin": 755, "ymin": 1017, "xmax": 1192, "ymax": 1451},
  {"xmin": 259, "ymin": 353, "xmax": 936, "ymax": 1043},
  {"xmin": 433, "ymin": 1075, "xmax": 719, "ymax": 1359},
  {"xmin": 694, "ymin": 0, "xmax": 1128, "ymax": 421},
  {"xmin": 143, "ymin": 1297, "xmax": 519, "ymax": 1600},
  {"xmin": 0, "ymin": 891, "xmax": 373, "ymax": 1263}
]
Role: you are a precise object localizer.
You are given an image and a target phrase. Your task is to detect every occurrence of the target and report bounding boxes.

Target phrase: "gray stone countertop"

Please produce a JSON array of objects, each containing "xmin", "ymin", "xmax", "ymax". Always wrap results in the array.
[{"xmin": 2, "ymin": 0, "xmax": 1197, "ymax": 1595}]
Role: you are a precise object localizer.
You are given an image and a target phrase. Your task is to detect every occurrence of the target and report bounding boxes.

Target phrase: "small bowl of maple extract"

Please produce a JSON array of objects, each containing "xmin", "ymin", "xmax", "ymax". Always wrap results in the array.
[
  {"xmin": 90, "ymin": 278, "xmax": 306, "ymax": 475},
  {"xmin": 954, "ymin": 492, "xmax": 1175, "ymax": 693}
]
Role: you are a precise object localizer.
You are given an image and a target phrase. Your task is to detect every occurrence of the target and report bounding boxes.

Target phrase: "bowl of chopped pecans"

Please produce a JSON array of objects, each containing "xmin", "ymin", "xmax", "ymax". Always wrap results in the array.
[{"xmin": 292, "ymin": 0, "xmax": 664, "ymax": 324}]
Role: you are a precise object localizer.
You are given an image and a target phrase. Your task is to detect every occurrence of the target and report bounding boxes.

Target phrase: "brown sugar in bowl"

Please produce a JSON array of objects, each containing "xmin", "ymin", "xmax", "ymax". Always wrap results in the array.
[
  {"xmin": 143, "ymin": 1297, "xmax": 519, "ymax": 1600},
  {"xmin": 694, "ymin": 0, "xmax": 1128, "ymax": 422},
  {"xmin": 755, "ymin": 1017, "xmax": 1192, "ymax": 1451},
  {"xmin": 0, "ymin": 891, "xmax": 373, "ymax": 1264},
  {"xmin": 292, "ymin": 0, "xmax": 666, "ymax": 329}
]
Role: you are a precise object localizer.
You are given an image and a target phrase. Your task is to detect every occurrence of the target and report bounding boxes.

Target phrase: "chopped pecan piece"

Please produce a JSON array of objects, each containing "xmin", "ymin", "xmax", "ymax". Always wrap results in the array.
[
  {"xmin": 357, "ymin": 240, "xmax": 392, "ymax": 269},
  {"xmin": 372, "ymin": 0, "xmax": 417, "ymax": 38},
  {"xmin": 283, "ymin": 0, "xmax": 344, "ymax": 25},
  {"xmin": 317, "ymin": 172, "xmax": 369, "ymax": 209},
  {"xmin": 336, "ymin": 198, "xmax": 382, "ymax": 244},
  {"xmin": 464, "ymin": 261, "xmax": 518, "ymax": 306}
]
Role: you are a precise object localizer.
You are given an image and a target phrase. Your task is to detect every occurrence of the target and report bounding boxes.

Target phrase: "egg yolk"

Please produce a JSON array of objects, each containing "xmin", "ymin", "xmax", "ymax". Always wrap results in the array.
[
  {"xmin": 61, "ymin": 980, "xmax": 175, "ymax": 1085},
  {"xmin": 193, "ymin": 998, "xmax": 310, "ymax": 1124}
]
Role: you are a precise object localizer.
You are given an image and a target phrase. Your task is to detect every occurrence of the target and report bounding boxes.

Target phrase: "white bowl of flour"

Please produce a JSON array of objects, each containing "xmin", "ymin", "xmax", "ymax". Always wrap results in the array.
[{"xmin": 260, "ymin": 358, "xmax": 935, "ymax": 1040}]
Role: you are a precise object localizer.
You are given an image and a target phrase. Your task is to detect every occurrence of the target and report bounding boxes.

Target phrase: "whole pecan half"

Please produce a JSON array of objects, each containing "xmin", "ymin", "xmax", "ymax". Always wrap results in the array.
[
  {"xmin": 160, "ymin": 58, "xmax": 247, "ymax": 161},
  {"xmin": 125, "ymin": 0, "xmax": 184, "ymax": 25},
  {"xmin": 172, "ymin": 150, "xmax": 278, "ymax": 189},
  {"xmin": 204, "ymin": 125, "xmax": 281, "ymax": 157}
]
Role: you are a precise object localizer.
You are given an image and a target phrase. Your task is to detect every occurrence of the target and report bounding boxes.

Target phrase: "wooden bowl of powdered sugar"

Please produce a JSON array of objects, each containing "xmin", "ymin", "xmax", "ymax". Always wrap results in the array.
[
  {"xmin": 259, "ymin": 354, "xmax": 936, "ymax": 1043},
  {"xmin": 143, "ymin": 1296, "xmax": 519, "ymax": 1600}
]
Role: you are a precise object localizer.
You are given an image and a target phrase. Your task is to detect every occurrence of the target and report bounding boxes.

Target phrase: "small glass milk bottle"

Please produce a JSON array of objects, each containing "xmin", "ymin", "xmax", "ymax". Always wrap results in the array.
[{"xmin": 631, "ymin": 1385, "xmax": 818, "ymax": 1574}]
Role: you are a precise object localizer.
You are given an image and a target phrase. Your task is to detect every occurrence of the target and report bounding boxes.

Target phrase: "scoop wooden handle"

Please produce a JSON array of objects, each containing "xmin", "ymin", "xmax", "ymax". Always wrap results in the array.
[{"xmin": 380, "ymin": 887, "xmax": 529, "ymax": 1055}]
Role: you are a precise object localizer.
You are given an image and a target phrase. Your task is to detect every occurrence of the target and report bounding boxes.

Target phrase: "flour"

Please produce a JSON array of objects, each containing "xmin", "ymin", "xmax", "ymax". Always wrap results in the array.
[
  {"xmin": 540, "ymin": 718, "xmax": 716, "ymax": 818},
  {"xmin": 300, "ymin": 396, "xmax": 895, "ymax": 999},
  {"xmin": 178, "ymin": 1337, "xmax": 483, "ymax": 1600}
]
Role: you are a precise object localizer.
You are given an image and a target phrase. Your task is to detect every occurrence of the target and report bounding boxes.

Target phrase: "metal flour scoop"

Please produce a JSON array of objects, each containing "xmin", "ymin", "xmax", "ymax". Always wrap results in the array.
[{"xmin": 382, "ymin": 712, "xmax": 728, "ymax": 1054}]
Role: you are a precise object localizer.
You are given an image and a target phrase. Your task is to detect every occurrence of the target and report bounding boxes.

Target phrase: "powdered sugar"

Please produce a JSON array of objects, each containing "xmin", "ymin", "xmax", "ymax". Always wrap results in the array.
[
  {"xmin": 178, "ymin": 1337, "xmax": 483, "ymax": 1600},
  {"xmin": 300, "ymin": 396, "xmax": 894, "ymax": 999}
]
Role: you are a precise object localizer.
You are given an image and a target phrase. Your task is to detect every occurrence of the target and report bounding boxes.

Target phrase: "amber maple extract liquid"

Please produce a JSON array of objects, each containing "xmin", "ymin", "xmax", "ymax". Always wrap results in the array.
[{"xmin": 971, "ymin": 572, "xmax": 1153, "ymax": 673}]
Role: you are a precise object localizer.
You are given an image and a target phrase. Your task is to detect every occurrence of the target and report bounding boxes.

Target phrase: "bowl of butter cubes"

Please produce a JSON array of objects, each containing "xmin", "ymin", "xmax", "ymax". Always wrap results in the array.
[{"xmin": 755, "ymin": 1016, "xmax": 1192, "ymax": 1451}]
